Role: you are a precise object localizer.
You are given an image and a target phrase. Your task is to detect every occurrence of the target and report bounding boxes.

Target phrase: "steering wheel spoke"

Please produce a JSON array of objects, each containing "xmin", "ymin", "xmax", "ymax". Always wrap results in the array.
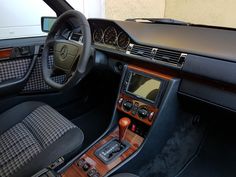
[
  {"xmin": 41, "ymin": 10, "xmax": 91, "ymax": 90},
  {"xmin": 46, "ymin": 39, "xmax": 56, "ymax": 47}
]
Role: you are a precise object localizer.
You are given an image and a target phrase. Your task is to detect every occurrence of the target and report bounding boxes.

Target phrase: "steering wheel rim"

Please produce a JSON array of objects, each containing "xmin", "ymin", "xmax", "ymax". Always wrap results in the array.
[{"xmin": 42, "ymin": 10, "xmax": 91, "ymax": 90}]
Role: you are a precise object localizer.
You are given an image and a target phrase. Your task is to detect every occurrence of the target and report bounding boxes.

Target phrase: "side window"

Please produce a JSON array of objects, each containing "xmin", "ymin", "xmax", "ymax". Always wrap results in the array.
[{"xmin": 0, "ymin": 0, "xmax": 56, "ymax": 40}]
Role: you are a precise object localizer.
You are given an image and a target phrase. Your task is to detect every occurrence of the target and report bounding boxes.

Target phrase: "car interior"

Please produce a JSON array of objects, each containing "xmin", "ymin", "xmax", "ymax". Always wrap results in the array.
[{"xmin": 0, "ymin": 0, "xmax": 236, "ymax": 177}]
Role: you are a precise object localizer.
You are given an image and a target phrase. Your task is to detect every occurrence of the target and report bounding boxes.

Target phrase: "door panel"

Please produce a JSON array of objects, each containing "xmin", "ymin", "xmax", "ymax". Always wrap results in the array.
[
  {"xmin": 22, "ymin": 52, "xmax": 65, "ymax": 93},
  {"xmin": 0, "ymin": 45, "xmax": 37, "ymax": 95},
  {"xmin": 0, "ymin": 37, "xmax": 65, "ymax": 95}
]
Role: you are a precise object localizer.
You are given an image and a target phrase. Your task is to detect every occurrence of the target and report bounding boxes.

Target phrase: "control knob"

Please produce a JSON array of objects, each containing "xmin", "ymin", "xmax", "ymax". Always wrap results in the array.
[
  {"xmin": 138, "ymin": 108, "xmax": 149, "ymax": 119},
  {"xmin": 123, "ymin": 101, "xmax": 133, "ymax": 111}
]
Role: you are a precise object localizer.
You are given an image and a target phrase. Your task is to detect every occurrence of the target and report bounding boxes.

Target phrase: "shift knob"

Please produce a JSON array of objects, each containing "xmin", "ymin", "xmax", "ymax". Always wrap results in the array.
[{"xmin": 119, "ymin": 117, "xmax": 131, "ymax": 142}]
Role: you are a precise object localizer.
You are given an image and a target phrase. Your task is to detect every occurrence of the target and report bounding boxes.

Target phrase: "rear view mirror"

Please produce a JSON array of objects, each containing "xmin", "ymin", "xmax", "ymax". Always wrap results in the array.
[{"xmin": 41, "ymin": 17, "xmax": 57, "ymax": 32}]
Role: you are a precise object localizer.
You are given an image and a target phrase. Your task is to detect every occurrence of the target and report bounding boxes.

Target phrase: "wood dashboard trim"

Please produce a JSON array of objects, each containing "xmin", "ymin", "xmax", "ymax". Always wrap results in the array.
[
  {"xmin": 61, "ymin": 128, "xmax": 144, "ymax": 177},
  {"xmin": 128, "ymin": 65, "xmax": 173, "ymax": 80}
]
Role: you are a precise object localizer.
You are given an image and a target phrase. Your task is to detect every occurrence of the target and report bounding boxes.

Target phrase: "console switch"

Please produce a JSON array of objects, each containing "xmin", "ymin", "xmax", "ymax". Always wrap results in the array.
[
  {"xmin": 77, "ymin": 159, "xmax": 85, "ymax": 167},
  {"xmin": 82, "ymin": 163, "xmax": 90, "ymax": 171},
  {"xmin": 87, "ymin": 169, "xmax": 97, "ymax": 177},
  {"xmin": 123, "ymin": 101, "xmax": 133, "ymax": 111},
  {"xmin": 138, "ymin": 108, "xmax": 149, "ymax": 119},
  {"xmin": 118, "ymin": 97, "xmax": 123, "ymax": 105},
  {"xmin": 148, "ymin": 112, "xmax": 155, "ymax": 121}
]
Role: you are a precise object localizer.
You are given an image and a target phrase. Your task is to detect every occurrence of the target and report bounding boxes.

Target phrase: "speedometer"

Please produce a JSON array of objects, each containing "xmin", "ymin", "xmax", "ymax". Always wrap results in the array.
[
  {"xmin": 93, "ymin": 28, "xmax": 103, "ymax": 43},
  {"xmin": 117, "ymin": 32, "xmax": 130, "ymax": 49},
  {"xmin": 103, "ymin": 26, "xmax": 117, "ymax": 45}
]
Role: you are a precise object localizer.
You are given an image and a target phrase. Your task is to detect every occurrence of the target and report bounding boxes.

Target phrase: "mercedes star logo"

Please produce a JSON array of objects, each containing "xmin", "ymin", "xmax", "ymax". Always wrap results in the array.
[{"xmin": 60, "ymin": 46, "xmax": 68, "ymax": 59}]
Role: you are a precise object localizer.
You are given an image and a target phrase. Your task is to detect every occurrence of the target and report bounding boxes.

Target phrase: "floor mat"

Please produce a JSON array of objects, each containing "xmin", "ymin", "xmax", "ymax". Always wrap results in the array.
[
  {"xmin": 177, "ymin": 117, "xmax": 236, "ymax": 177},
  {"xmin": 71, "ymin": 105, "xmax": 112, "ymax": 149},
  {"xmin": 138, "ymin": 113, "xmax": 206, "ymax": 177}
]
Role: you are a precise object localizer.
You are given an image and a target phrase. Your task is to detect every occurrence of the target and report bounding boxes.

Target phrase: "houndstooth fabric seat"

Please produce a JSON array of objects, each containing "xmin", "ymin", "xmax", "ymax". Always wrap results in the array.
[{"xmin": 0, "ymin": 102, "xmax": 84, "ymax": 177}]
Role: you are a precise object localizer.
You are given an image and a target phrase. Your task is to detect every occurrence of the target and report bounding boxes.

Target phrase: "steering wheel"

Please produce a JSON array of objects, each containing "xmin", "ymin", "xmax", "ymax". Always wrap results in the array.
[{"xmin": 42, "ymin": 10, "xmax": 91, "ymax": 90}]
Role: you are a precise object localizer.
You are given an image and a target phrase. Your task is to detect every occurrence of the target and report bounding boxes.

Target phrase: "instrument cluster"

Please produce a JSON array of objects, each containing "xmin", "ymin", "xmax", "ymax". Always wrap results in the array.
[{"xmin": 91, "ymin": 22, "xmax": 131, "ymax": 50}]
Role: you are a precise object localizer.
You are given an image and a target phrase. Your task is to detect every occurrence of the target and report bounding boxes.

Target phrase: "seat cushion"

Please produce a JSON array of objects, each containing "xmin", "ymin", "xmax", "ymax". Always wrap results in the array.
[{"xmin": 0, "ymin": 102, "xmax": 84, "ymax": 177}]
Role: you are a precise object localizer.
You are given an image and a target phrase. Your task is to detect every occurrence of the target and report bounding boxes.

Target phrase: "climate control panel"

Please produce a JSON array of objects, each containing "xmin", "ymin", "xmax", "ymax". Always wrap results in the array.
[{"xmin": 117, "ymin": 93, "xmax": 158, "ymax": 126}]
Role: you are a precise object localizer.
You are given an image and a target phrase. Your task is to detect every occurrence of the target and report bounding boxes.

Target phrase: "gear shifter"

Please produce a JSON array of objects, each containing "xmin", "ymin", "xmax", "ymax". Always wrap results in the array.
[
  {"xmin": 119, "ymin": 117, "xmax": 131, "ymax": 143},
  {"xmin": 95, "ymin": 117, "xmax": 131, "ymax": 164}
]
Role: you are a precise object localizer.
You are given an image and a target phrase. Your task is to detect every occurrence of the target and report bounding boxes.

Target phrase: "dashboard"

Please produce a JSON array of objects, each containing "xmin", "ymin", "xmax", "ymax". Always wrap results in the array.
[{"xmin": 87, "ymin": 19, "xmax": 236, "ymax": 112}]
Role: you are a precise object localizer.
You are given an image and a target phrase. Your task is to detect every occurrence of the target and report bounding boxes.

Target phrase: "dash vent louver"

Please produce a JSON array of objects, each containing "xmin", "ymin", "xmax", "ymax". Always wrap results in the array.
[
  {"xmin": 127, "ymin": 44, "xmax": 154, "ymax": 59},
  {"xmin": 126, "ymin": 44, "xmax": 187, "ymax": 66}
]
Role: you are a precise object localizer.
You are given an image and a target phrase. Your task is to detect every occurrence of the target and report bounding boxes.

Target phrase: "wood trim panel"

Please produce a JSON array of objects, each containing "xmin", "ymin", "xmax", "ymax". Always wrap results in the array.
[
  {"xmin": 117, "ymin": 93, "xmax": 158, "ymax": 126},
  {"xmin": 128, "ymin": 65, "xmax": 173, "ymax": 80},
  {"xmin": 0, "ymin": 48, "xmax": 12, "ymax": 59},
  {"xmin": 61, "ymin": 128, "xmax": 144, "ymax": 177}
]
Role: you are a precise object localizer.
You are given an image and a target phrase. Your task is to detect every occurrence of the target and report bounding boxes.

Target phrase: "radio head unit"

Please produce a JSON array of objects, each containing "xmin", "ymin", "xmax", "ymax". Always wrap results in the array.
[{"xmin": 122, "ymin": 70, "xmax": 167, "ymax": 105}]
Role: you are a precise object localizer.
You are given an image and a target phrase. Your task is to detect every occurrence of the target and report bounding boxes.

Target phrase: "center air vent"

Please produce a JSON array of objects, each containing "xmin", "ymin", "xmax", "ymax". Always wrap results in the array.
[
  {"xmin": 154, "ymin": 49, "xmax": 182, "ymax": 65},
  {"xmin": 128, "ymin": 44, "xmax": 154, "ymax": 59},
  {"xmin": 127, "ymin": 43, "xmax": 187, "ymax": 66}
]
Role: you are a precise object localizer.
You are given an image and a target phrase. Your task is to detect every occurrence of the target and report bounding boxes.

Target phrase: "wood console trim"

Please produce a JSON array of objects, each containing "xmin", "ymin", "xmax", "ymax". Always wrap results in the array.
[
  {"xmin": 128, "ymin": 65, "xmax": 173, "ymax": 80},
  {"xmin": 0, "ymin": 48, "xmax": 12, "ymax": 59},
  {"xmin": 61, "ymin": 128, "xmax": 144, "ymax": 177}
]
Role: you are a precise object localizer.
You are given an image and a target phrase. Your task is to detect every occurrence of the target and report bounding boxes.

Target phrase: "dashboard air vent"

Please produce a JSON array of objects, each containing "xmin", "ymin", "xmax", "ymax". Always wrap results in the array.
[
  {"xmin": 126, "ymin": 43, "xmax": 187, "ymax": 66},
  {"xmin": 154, "ymin": 49, "xmax": 182, "ymax": 65},
  {"xmin": 128, "ymin": 44, "xmax": 154, "ymax": 59}
]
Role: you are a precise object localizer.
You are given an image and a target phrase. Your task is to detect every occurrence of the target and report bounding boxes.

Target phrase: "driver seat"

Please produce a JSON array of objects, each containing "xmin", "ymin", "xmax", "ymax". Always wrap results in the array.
[{"xmin": 0, "ymin": 101, "xmax": 84, "ymax": 177}]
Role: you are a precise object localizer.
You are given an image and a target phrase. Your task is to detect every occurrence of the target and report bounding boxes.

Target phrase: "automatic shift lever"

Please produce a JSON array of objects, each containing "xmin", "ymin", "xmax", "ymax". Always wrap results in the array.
[
  {"xmin": 94, "ymin": 117, "xmax": 131, "ymax": 164},
  {"xmin": 119, "ymin": 117, "xmax": 131, "ymax": 143}
]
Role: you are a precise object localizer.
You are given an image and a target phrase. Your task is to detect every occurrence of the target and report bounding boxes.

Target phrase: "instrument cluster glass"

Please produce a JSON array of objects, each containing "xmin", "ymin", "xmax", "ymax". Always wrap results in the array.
[{"xmin": 92, "ymin": 25, "xmax": 130, "ymax": 50}]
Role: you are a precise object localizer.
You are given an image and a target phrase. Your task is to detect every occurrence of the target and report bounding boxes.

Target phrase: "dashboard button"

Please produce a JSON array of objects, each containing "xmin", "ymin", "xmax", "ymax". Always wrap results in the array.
[
  {"xmin": 123, "ymin": 101, "xmax": 133, "ymax": 111},
  {"xmin": 77, "ymin": 159, "xmax": 85, "ymax": 167},
  {"xmin": 148, "ymin": 112, "xmax": 155, "ymax": 121},
  {"xmin": 88, "ymin": 169, "xmax": 97, "ymax": 177},
  {"xmin": 138, "ymin": 108, "xmax": 149, "ymax": 119},
  {"xmin": 92, "ymin": 172, "xmax": 100, "ymax": 177},
  {"xmin": 83, "ymin": 163, "xmax": 90, "ymax": 171}
]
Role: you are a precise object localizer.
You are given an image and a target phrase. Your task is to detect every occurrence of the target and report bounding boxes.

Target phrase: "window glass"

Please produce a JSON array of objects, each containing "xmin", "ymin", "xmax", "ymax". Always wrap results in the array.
[
  {"xmin": 0, "ymin": 0, "xmax": 56, "ymax": 40},
  {"xmin": 68, "ymin": 0, "xmax": 236, "ymax": 29}
]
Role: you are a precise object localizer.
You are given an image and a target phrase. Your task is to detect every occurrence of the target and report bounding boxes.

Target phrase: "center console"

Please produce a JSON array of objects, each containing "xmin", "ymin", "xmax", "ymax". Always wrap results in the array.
[{"xmin": 61, "ymin": 65, "xmax": 171, "ymax": 177}]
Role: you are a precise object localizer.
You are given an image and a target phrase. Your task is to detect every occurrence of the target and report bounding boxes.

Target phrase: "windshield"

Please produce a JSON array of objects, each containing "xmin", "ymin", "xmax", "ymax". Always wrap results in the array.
[{"xmin": 66, "ymin": 0, "xmax": 236, "ymax": 29}]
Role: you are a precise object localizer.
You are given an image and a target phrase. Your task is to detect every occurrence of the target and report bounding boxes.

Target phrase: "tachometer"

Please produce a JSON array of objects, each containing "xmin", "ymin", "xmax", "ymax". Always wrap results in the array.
[
  {"xmin": 103, "ymin": 26, "xmax": 117, "ymax": 45},
  {"xmin": 93, "ymin": 28, "xmax": 103, "ymax": 43},
  {"xmin": 117, "ymin": 32, "xmax": 130, "ymax": 49}
]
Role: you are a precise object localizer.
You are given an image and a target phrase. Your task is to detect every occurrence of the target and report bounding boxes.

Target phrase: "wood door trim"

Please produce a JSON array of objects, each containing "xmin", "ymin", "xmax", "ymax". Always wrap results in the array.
[
  {"xmin": 61, "ymin": 128, "xmax": 144, "ymax": 177},
  {"xmin": 0, "ymin": 48, "xmax": 12, "ymax": 59}
]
